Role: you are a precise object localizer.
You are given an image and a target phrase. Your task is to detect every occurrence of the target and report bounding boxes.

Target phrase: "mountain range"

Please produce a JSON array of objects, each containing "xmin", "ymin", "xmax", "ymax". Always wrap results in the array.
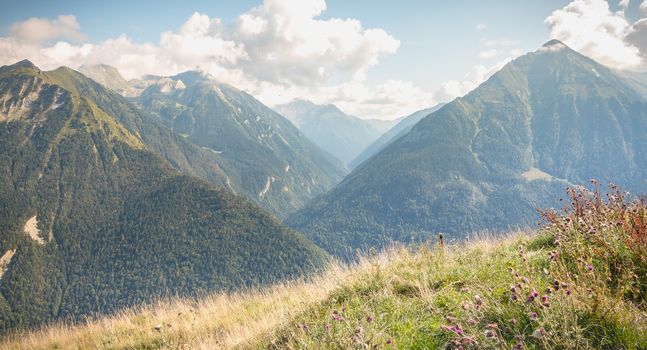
[
  {"xmin": 0, "ymin": 60, "xmax": 327, "ymax": 333},
  {"xmin": 2, "ymin": 38, "xmax": 647, "ymax": 335},
  {"xmin": 287, "ymin": 40, "xmax": 647, "ymax": 258},
  {"xmin": 275, "ymin": 100, "xmax": 397, "ymax": 165},
  {"xmin": 132, "ymin": 73, "xmax": 346, "ymax": 217}
]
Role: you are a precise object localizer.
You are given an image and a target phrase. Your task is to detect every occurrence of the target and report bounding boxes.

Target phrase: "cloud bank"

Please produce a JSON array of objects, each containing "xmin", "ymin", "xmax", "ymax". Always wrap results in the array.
[{"xmin": 545, "ymin": 0, "xmax": 647, "ymax": 70}]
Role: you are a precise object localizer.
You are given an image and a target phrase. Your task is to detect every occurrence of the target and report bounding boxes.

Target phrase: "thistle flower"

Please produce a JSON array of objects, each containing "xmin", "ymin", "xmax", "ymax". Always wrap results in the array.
[
  {"xmin": 467, "ymin": 318, "xmax": 477, "ymax": 326},
  {"xmin": 532, "ymin": 328, "xmax": 545, "ymax": 339},
  {"xmin": 386, "ymin": 338, "xmax": 393, "ymax": 345},
  {"xmin": 566, "ymin": 289, "xmax": 572, "ymax": 295},
  {"xmin": 587, "ymin": 264, "xmax": 594, "ymax": 271},
  {"xmin": 529, "ymin": 312, "xmax": 538, "ymax": 320},
  {"xmin": 367, "ymin": 316, "xmax": 374, "ymax": 323}
]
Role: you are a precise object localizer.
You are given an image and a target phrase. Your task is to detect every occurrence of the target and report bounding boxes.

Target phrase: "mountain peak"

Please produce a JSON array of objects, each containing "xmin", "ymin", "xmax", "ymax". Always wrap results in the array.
[
  {"xmin": 538, "ymin": 39, "xmax": 573, "ymax": 53},
  {"xmin": 543, "ymin": 39, "xmax": 565, "ymax": 47},
  {"xmin": 7, "ymin": 59, "xmax": 39, "ymax": 70}
]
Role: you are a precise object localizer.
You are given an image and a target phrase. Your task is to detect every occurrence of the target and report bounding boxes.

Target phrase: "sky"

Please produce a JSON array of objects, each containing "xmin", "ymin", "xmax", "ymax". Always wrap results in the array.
[{"xmin": 1, "ymin": 0, "xmax": 646, "ymax": 119}]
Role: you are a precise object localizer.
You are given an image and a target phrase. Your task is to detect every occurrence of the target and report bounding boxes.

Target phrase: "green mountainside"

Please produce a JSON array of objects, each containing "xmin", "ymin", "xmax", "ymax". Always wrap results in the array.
[
  {"xmin": 288, "ymin": 40, "xmax": 647, "ymax": 259},
  {"xmin": 0, "ymin": 60, "xmax": 327, "ymax": 334},
  {"xmin": 133, "ymin": 73, "xmax": 346, "ymax": 218},
  {"xmin": 349, "ymin": 104, "xmax": 444, "ymax": 170}
]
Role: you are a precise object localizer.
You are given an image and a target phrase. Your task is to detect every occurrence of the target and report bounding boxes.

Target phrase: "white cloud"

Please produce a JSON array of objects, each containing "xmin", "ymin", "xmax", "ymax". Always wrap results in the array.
[
  {"xmin": 545, "ymin": 0, "xmax": 646, "ymax": 70},
  {"xmin": 641, "ymin": 0, "xmax": 647, "ymax": 14},
  {"xmin": 478, "ymin": 49, "xmax": 499, "ymax": 59},
  {"xmin": 9, "ymin": 15, "xmax": 85, "ymax": 44},
  {"xmin": 619, "ymin": 0, "xmax": 630, "ymax": 8},
  {"xmin": 432, "ymin": 56, "xmax": 515, "ymax": 103},
  {"xmin": 476, "ymin": 23, "xmax": 487, "ymax": 31},
  {"xmin": 0, "ymin": 0, "xmax": 529, "ymax": 120}
]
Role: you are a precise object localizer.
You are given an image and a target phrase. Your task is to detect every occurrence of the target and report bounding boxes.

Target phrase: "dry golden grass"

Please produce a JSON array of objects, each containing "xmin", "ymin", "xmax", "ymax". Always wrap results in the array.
[{"xmin": 0, "ymin": 252, "xmax": 402, "ymax": 350}]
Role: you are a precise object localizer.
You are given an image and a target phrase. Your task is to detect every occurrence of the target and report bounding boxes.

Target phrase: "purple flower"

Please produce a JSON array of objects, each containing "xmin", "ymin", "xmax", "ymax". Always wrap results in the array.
[
  {"xmin": 587, "ymin": 264, "xmax": 594, "ymax": 271},
  {"xmin": 367, "ymin": 316, "xmax": 374, "ymax": 323},
  {"xmin": 566, "ymin": 289, "xmax": 572, "ymax": 295},
  {"xmin": 386, "ymin": 338, "xmax": 393, "ymax": 345}
]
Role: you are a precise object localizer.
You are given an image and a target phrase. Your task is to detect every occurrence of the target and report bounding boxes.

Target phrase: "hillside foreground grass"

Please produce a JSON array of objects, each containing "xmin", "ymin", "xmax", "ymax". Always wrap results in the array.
[{"xmin": 2, "ymin": 183, "xmax": 645, "ymax": 349}]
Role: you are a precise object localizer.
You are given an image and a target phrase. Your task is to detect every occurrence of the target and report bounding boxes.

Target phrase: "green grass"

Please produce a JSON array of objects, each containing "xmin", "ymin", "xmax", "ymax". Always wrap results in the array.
[{"xmin": 258, "ymin": 185, "xmax": 647, "ymax": 350}]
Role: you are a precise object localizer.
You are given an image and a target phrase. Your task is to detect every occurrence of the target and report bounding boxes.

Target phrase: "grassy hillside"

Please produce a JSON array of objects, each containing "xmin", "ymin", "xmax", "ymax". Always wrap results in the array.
[{"xmin": 3, "ymin": 184, "xmax": 645, "ymax": 349}]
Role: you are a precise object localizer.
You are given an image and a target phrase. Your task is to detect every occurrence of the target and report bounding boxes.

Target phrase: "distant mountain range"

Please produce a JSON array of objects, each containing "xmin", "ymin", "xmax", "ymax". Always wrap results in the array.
[
  {"xmin": 78, "ymin": 64, "xmax": 138, "ymax": 97},
  {"xmin": 132, "ymin": 73, "xmax": 346, "ymax": 217},
  {"xmin": 0, "ymin": 60, "xmax": 327, "ymax": 333},
  {"xmin": 288, "ymin": 40, "xmax": 647, "ymax": 259},
  {"xmin": 275, "ymin": 100, "xmax": 398, "ymax": 166},
  {"xmin": 349, "ymin": 104, "xmax": 444, "ymax": 169}
]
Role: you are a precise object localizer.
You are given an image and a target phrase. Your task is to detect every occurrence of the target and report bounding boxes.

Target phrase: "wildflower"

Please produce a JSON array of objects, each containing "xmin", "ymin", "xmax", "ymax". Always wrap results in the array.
[
  {"xmin": 462, "ymin": 302, "xmax": 470, "ymax": 310},
  {"xmin": 154, "ymin": 324, "xmax": 162, "ymax": 332},
  {"xmin": 532, "ymin": 290, "xmax": 539, "ymax": 298},
  {"xmin": 532, "ymin": 328, "xmax": 545, "ymax": 339},
  {"xmin": 566, "ymin": 289, "xmax": 572, "ymax": 295},
  {"xmin": 509, "ymin": 318, "xmax": 518, "ymax": 325},
  {"xmin": 485, "ymin": 330, "xmax": 495, "ymax": 338},
  {"xmin": 528, "ymin": 312, "xmax": 538, "ymax": 320},
  {"xmin": 587, "ymin": 264, "xmax": 594, "ymax": 271},
  {"xmin": 450, "ymin": 324, "xmax": 464, "ymax": 335},
  {"xmin": 545, "ymin": 287, "xmax": 552, "ymax": 294},
  {"xmin": 541, "ymin": 295, "xmax": 549, "ymax": 302},
  {"xmin": 355, "ymin": 326, "xmax": 363, "ymax": 335},
  {"xmin": 526, "ymin": 295, "xmax": 535, "ymax": 303},
  {"xmin": 542, "ymin": 301, "xmax": 551, "ymax": 308},
  {"xmin": 325, "ymin": 323, "xmax": 332, "ymax": 331},
  {"xmin": 467, "ymin": 318, "xmax": 477, "ymax": 326},
  {"xmin": 386, "ymin": 338, "xmax": 393, "ymax": 345},
  {"xmin": 302, "ymin": 323, "xmax": 309, "ymax": 331},
  {"xmin": 367, "ymin": 316, "xmax": 374, "ymax": 323},
  {"xmin": 474, "ymin": 295, "xmax": 483, "ymax": 308}
]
